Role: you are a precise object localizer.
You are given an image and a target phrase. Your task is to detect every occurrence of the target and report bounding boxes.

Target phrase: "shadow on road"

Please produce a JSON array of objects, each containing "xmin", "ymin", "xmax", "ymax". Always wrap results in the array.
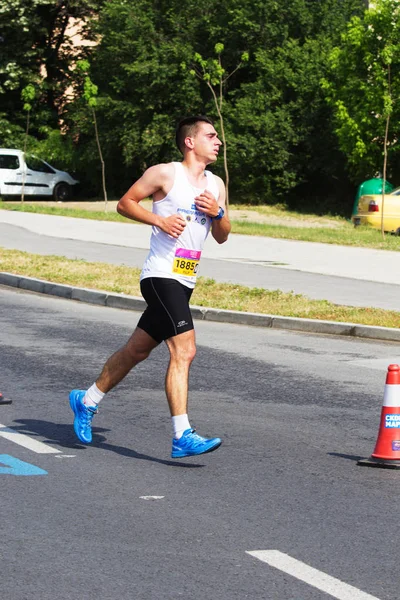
[
  {"xmin": 92, "ymin": 438, "xmax": 205, "ymax": 468},
  {"xmin": 9, "ymin": 418, "xmax": 107, "ymax": 449},
  {"xmin": 10, "ymin": 418, "xmax": 205, "ymax": 468},
  {"xmin": 328, "ymin": 452, "xmax": 365, "ymax": 462}
]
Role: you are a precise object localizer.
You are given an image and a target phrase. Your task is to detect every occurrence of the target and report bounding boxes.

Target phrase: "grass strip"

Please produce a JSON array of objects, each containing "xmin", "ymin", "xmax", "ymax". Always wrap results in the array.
[
  {"xmin": 1, "ymin": 248, "xmax": 399, "ymax": 329},
  {"xmin": 230, "ymin": 220, "xmax": 400, "ymax": 250},
  {"xmin": 0, "ymin": 201, "xmax": 128, "ymax": 223}
]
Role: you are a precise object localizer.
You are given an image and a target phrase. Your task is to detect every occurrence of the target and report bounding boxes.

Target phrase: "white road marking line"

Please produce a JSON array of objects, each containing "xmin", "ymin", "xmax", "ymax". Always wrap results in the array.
[
  {"xmin": 0, "ymin": 424, "xmax": 61, "ymax": 454},
  {"xmin": 54, "ymin": 455, "xmax": 76, "ymax": 458},
  {"xmin": 140, "ymin": 496, "xmax": 165, "ymax": 500},
  {"xmin": 246, "ymin": 550, "xmax": 381, "ymax": 600}
]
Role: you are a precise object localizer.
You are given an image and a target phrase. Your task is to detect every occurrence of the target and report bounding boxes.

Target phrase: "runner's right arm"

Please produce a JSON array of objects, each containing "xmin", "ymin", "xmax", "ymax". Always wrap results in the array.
[{"xmin": 117, "ymin": 163, "xmax": 186, "ymax": 239}]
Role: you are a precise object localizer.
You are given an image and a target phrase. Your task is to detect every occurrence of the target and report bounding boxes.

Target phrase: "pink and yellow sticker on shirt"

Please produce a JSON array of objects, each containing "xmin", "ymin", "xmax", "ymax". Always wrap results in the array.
[{"xmin": 172, "ymin": 248, "xmax": 201, "ymax": 277}]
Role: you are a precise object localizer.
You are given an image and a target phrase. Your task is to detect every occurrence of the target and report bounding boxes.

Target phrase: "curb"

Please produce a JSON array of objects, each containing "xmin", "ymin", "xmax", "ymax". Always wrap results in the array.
[{"xmin": 1, "ymin": 271, "xmax": 400, "ymax": 342}]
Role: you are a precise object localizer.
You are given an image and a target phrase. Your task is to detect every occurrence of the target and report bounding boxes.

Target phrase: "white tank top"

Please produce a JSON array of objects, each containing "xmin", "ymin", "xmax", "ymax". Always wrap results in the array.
[{"xmin": 140, "ymin": 162, "xmax": 219, "ymax": 288}]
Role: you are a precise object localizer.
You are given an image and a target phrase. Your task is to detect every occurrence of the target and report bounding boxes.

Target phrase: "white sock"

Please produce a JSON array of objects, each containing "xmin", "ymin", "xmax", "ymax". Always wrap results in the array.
[
  {"xmin": 83, "ymin": 383, "xmax": 105, "ymax": 408},
  {"xmin": 172, "ymin": 414, "xmax": 191, "ymax": 439}
]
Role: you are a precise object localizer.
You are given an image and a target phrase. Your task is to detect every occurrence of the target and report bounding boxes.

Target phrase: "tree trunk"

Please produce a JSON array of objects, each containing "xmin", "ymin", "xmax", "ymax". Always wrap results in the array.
[
  {"xmin": 381, "ymin": 113, "xmax": 390, "ymax": 239},
  {"xmin": 21, "ymin": 110, "xmax": 30, "ymax": 203},
  {"xmin": 207, "ymin": 81, "xmax": 230, "ymax": 208},
  {"xmin": 381, "ymin": 65, "xmax": 391, "ymax": 240},
  {"xmin": 92, "ymin": 107, "xmax": 108, "ymax": 211}
]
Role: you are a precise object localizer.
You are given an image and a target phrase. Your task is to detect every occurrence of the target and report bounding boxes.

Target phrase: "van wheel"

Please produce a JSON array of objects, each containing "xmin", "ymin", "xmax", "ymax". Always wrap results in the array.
[{"xmin": 53, "ymin": 183, "xmax": 71, "ymax": 202}]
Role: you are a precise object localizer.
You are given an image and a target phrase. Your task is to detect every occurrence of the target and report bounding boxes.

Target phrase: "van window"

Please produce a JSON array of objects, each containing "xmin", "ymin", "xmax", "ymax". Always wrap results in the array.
[
  {"xmin": 25, "ymin": 155, "xmax": 55, "ymax": 174},
  {"xmin": 0, "ymin": 155, "xmax": 19, "ymax": 169}
]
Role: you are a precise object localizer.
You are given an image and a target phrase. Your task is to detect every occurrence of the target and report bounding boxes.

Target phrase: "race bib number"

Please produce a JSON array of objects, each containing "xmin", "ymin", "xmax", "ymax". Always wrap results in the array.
[{"xmin": 172, "ymin": 248, "xmax": 201, "ymax": 277}]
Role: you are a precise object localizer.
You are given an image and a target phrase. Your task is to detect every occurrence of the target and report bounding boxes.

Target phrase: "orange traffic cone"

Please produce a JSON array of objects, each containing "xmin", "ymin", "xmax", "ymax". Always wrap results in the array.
[{"xmin": 358, "ymin": 364, "xmax": 400, "ymax": 469}]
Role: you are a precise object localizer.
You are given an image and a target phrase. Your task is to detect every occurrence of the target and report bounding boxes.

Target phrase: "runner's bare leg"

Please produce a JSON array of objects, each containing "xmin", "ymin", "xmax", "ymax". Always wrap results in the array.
[
  {"xmin": 96, "ymin": 327, "xmax": 159, "ymax": 392},
  {"xmin": 164, "ymin": 330, "xmax": 196, "ymax": 416}
]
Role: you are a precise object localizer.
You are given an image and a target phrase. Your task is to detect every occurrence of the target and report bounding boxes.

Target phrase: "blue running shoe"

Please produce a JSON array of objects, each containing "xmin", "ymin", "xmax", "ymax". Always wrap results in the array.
[
  {"xmin": 171, "ymin": 428, "xmax": 222, "ymax": 458},
  {"xmin": 69, "ymin": 389, "xmax": 97, "ymax": 444}
]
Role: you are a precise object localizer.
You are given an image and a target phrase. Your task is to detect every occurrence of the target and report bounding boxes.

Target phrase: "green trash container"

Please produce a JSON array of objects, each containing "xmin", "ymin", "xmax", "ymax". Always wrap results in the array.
[{"xmin": 352, "ymin": 177, "xmax": 394, "ymax": 217}]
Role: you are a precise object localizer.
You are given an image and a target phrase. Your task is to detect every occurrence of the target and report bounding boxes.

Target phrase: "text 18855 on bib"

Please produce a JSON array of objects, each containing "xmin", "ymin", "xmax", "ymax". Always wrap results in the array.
[{"xmin": 172, "ymin": 248, "xmax": 201, "ymax": 277}]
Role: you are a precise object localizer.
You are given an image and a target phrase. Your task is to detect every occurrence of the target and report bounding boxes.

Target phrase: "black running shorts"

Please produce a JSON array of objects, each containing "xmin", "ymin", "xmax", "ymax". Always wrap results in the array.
[{"xmin": 137, "ymin": 277, "xmax": 194, "ymax": 343}]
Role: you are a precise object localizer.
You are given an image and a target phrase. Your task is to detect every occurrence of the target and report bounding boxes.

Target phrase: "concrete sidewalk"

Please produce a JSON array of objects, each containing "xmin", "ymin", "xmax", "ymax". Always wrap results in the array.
[{"xmin": 1, "ymin": 210, "xmax": 400, "ymax": 285}]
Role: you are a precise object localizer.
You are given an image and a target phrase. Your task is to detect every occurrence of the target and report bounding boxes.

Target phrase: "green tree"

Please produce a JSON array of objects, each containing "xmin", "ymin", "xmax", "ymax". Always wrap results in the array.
[
  {"xmin": 322, "ymin": 0, "xmax": 400, "ymax": 187},
  {"xmin": 191, "ymin": 44, "xmax": 249, "ymax": 206},
  {"xmin": 76, "ymin": 60, "xmax": 108, "ymax": 209},
  {"xmin": 0, "ymin": 114, "xmax": 26, "ymax": 148},
  {"xmin": 82, "ymin": 0, "xmax": 365, "ymax": 210},
  {"xmin": 21, "ymin": 84, "xmax": 36, "ymax": 150},
  {"xmin": 0, "ymin": 0, "xmax": 102, "ymax": 133},
  {"xmin": 11, "ymin": 0, "xmax": 366, "ymax": 212},
  {"xmin": 20, "ymin": 83, "xmax": 37, "ymax": 202}
]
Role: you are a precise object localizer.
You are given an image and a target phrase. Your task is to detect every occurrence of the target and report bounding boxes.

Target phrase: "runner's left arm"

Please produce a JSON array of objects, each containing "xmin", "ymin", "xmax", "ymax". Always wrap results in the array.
[{"xmin": 195, "ymin": 177, "xmax": 230, "ymax": 244}]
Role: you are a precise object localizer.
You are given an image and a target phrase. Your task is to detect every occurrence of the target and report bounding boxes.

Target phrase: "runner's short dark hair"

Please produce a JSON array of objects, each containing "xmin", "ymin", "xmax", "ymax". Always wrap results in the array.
[{"xmin": 175, "ymin": 116, "xmax": 214, "ymax": 153}]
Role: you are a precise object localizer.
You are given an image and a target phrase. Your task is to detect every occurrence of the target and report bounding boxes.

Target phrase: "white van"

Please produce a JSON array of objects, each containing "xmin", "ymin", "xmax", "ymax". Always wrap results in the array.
[{"xmin": 0, "ymin": 148, "xmax": 79, "ymax": 201}]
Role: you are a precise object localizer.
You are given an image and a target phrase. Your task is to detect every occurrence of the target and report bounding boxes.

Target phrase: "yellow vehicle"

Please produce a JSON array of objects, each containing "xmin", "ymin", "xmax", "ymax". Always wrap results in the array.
[{"xmin": 352, "ymin": 187, "xmax": 400, "ymax": 234}]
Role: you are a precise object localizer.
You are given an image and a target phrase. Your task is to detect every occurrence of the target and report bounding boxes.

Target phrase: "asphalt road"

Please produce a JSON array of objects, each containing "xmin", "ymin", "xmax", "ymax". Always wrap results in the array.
[
  {"xmin": 1, "ymin": 286, "xmax": 400, "ymax": 600},
  {"xmin": 1, "ymin": 222, "xmax": 400, "ymax": 311}
]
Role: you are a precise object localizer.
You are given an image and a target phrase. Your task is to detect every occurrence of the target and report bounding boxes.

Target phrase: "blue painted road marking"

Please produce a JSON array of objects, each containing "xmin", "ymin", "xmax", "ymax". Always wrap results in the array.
[{"xmin": 0, "ymin": 454, "xmax": 48, "ymax": 476}]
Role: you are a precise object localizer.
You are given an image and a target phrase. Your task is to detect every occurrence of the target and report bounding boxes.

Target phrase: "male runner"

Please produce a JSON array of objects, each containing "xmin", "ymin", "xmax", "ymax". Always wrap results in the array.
[{"xmin": 69, "ymin": 115, "xmax": 231, "ymax": 457}]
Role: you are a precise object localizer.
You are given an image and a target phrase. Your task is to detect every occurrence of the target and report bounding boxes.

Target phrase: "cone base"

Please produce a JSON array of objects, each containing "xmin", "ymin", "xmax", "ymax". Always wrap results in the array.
[{"xmin": 357, "ymin": 456, "xmax": 400, "ymax": 469}]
